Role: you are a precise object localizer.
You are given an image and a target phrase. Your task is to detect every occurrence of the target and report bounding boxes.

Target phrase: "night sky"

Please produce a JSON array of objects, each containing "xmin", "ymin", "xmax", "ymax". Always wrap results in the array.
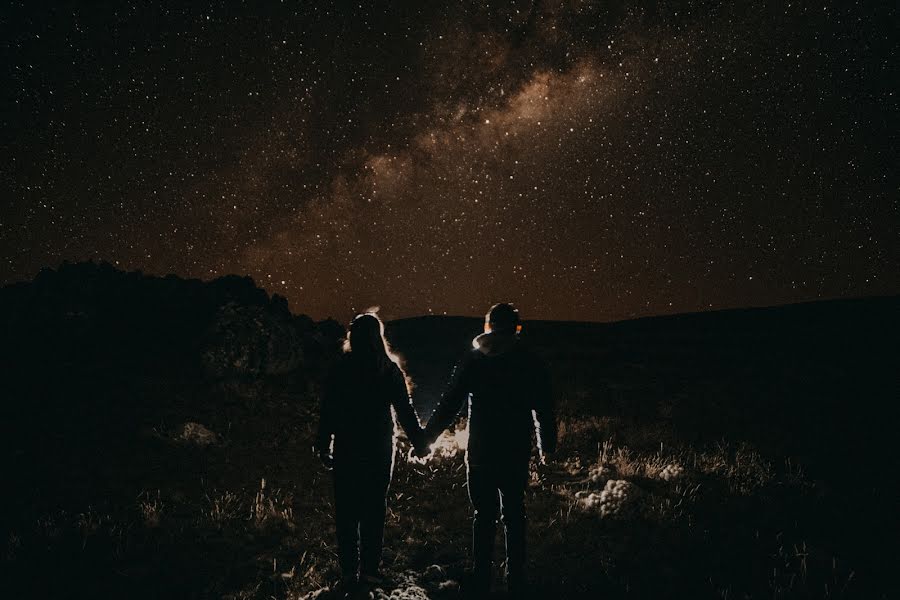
[{"xmin": 3, "ymin": 1, "xmax": 897, "ymax": 322}]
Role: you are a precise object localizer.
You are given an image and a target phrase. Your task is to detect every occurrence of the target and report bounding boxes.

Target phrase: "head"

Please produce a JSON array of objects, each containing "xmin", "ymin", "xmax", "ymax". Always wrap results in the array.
[
  {"xmin": 345, "ymin": 312, "xmax": 388, "ymax": 356},
  {"xmin": 484, "ymin": 302, "xmax": 522, "ymax": 335},
  {"xmin": 343, "ymin": 312, "xmax": 409, "ymax": 381}
]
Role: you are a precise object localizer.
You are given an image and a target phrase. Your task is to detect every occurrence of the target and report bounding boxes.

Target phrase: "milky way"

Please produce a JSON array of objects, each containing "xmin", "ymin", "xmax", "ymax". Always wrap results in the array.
[{"xmin": 3, "ymin": 1, "xmax": 897, "ymax": 322}]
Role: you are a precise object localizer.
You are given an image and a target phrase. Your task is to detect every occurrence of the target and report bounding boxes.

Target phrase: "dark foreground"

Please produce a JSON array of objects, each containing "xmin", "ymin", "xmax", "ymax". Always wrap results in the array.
[{"xmin": 1, "ymin": 269, "xmax": 896, "ymax": 599}]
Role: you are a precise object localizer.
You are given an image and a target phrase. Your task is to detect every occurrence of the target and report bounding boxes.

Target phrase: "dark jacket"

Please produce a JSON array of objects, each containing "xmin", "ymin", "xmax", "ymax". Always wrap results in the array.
[
  {"xmin": 317, "ymin": 352, "xmax": 423, "ymax": 465},
  {"xmin": 426, "ymin": 331, "xmax": 556, "ymax": 467}
]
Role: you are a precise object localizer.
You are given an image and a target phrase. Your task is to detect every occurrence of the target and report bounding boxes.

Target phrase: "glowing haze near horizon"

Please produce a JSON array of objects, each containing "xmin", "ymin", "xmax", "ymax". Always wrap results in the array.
[{"xmin": 3, "ymin": 1, "xmax": 897, "ymax": 322}]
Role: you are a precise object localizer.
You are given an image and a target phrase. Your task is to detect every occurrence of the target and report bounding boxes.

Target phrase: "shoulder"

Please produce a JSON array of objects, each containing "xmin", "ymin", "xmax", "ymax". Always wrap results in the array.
[
  {"xmin": 515, "ymin": 342, "xmax": 547, "ymax": 367},
  {"xmin": 449, "ymin": 349, "xmax": 481, "ymax": 380}
]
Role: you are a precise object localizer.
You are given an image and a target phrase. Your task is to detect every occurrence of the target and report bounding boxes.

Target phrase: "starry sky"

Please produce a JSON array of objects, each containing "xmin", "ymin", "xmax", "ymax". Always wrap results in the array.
[{"xmin": 3, "ymin": 1, "xmax": 897, "ymax": 322}]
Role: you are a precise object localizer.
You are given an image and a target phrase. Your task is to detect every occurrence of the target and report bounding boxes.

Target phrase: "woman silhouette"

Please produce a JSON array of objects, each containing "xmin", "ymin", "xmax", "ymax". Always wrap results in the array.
[{"xmin": 316, "ymin": 312, "xmax": 426, "ymax": 592}]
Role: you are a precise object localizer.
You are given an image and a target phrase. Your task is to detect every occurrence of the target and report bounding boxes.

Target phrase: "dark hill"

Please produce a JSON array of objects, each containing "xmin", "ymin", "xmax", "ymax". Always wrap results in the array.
[{"xmin": 388, "ymin": 296, "xmax": 900, "ymax": 477}]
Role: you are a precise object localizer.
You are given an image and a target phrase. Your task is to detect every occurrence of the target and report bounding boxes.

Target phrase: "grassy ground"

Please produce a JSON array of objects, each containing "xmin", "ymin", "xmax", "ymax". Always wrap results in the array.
[
  {"xmin": 0, "ymin": 371, "xmax": 886, "ymax": 599},
  {"xmin": 3, "ymin": 298, "xmax": 897, "ymax": 598}
]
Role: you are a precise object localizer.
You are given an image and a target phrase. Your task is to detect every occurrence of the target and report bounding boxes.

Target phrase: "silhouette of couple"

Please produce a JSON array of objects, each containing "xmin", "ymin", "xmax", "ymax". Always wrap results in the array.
[{"xmin": 317, "ymin": 303, "xmax": 556, "ymax": 598}]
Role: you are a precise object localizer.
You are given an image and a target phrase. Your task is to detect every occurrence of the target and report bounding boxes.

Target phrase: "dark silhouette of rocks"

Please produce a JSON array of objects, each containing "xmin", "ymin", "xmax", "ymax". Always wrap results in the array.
[{"xmin": 0, "ymin": 259, "xmax": 344, "ymax": 381}]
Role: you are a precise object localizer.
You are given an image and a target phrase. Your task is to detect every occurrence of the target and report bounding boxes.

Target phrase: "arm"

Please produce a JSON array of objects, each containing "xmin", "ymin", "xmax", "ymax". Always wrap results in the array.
[
  {"xmin": 388, "ymin": 365, "xmax": 425, "ymax": 451},
  {"xmin": 424, "ymin": 352, "xmax": 474, "ymax": 444},
  {"xmin": 316, "ymin": 364, "xmax": 340, "ymax": 463},
  {"xmin": 531, "ymin": 356, "xmax": 557, "ymax": 457}
]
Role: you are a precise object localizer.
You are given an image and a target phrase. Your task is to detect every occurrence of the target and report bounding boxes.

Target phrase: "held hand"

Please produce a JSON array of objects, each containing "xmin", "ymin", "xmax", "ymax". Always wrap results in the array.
[
  {"xmin": 406, "ymin": 428, "xmax": 435, "ymax": 462},
  {"xmin": 411, "ymin": 428, "xmax": 432, "ymax": 458},
  {"xmin": 406, "ymin": 441, "xmax": 432, "ymax": 463},
  {"xmin": 413, "ymin": 441, "xmax": 432, "ymax": 459}
]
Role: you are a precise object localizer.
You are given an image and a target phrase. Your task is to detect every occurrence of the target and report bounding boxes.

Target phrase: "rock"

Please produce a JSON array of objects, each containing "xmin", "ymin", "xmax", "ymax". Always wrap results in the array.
[
  {"xmin": 176, "ymin": 422, "xmax": 218, "ymax": 446},
  {"xmin": 201, "ymin": 301, "xmax": 304, "ymax": 377}
]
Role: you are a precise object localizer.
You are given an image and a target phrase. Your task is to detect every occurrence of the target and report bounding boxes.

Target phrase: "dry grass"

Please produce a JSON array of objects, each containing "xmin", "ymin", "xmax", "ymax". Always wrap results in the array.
[
  {"xmin": 2, "ymin": 379, "xmax": 885, "ymax": 600},
  {"xmin": 204, "ymin": 490, "xmax": 243, "ymax": 526},
  {"xmin": 250, "ymin": 478, "xmax": 295, "ymax": 528},
  {"xmin": 138, "ymin": 489, "xmax": 164, "ymax": 527}
]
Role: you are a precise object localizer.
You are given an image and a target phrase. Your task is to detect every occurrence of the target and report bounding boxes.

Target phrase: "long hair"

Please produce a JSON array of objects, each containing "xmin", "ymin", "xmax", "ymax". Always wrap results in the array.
[{"xmin": 343, "ymin": 313, "xmax": 413, "ymax": 392}]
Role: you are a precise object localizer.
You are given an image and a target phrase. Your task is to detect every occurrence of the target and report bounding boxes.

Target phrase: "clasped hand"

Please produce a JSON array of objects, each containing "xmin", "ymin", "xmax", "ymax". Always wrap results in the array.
[
  {"xmin": 410, "ymin": 427, "xmax": 436, "ymax": 459},
  {"xmin": 317, "ymin": 427, "xmax": 438, "ymax": 469}
]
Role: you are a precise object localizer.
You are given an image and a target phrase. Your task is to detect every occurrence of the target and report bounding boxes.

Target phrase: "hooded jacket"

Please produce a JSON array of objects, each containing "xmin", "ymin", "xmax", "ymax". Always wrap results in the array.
[{"xmin": 426, "ymin": 330, "xmax": 556, "ymax": 467}]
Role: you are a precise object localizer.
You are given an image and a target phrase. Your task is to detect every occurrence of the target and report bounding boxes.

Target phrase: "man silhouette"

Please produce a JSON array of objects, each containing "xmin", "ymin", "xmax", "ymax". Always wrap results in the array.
[{"xmin": 424, "ymin": 303, "xmax": 556, "ymax": 596}]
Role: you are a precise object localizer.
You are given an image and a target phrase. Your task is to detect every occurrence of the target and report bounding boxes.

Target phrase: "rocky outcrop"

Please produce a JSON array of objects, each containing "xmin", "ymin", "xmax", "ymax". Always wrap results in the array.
[
  {"xmin": 0, "ymin": 260, "xmax": 343, "ymax": 380},
  {"xmin": 201, "ymin": 301, "xmax": 304, "ymax": 377}
]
